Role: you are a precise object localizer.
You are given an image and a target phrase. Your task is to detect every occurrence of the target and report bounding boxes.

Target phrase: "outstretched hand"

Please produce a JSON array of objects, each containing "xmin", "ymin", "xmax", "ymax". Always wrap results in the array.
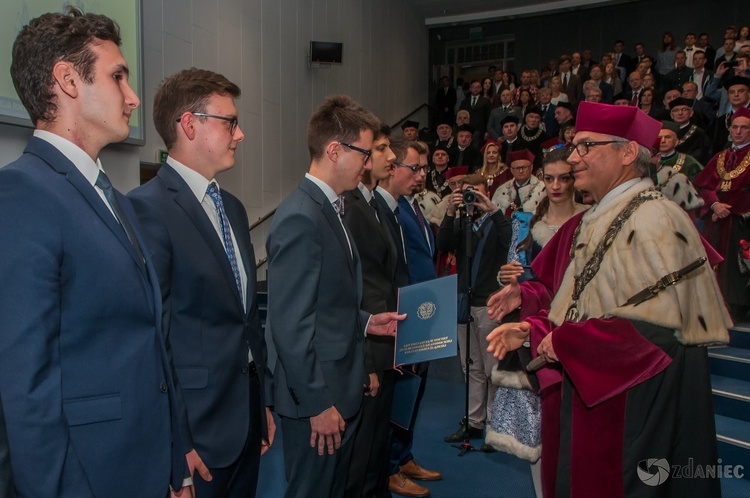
[
  {"xmin": 486, "ymin": 321, "xmax": 531, "ymax": 359},
  {"xmin": 487, "ymin": 276, "xmax": 521, "ymax": 322}
]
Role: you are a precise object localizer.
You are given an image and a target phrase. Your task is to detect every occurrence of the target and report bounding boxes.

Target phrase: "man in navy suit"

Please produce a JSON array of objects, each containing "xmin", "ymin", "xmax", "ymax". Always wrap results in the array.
[
  {"xmin": 0, "ymin": 8, "xmax": 190, "ymax": 497},
  {"xmin": 128, "ymin": 68, "xmax": 275, "ymax": 498},
  {"xmin": 266, "ymin": 95, "xmax": 403, "ymax": 498}
]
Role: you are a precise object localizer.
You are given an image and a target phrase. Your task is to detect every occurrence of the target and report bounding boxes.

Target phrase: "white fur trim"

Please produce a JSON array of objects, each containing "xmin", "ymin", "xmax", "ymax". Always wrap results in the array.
[
  {"xmin": 549, "ymin": 179, "xmax": 731, "ymax": 346},
  {"xmin": 492, "ymin": 366, "xmax": 533, "ymax": 390},
  {"xmin": 485, "ymin": 427, "xmax": 541, "ymax": 462}
]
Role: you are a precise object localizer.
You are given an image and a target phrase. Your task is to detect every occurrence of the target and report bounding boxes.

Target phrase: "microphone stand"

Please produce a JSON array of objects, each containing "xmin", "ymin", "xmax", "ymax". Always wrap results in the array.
[{"xmin": 452, "ymin": 203, "xmax": 477, "ymax": 456}]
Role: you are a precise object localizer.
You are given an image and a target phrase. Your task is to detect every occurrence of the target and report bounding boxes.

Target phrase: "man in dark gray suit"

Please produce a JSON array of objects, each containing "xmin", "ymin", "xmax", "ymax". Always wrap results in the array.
[{"xmin": 266, "ymin": 95, "xmax": 404, "ymax": 498}]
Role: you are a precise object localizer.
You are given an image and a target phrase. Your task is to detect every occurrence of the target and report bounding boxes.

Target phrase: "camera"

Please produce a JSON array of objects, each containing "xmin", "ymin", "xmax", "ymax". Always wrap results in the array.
[
  {"xmin": 462, "ymin": 186, "xmax": 477, "ymax": 206},
  {"xmin": 724, "ymin": 60, "xmax": 740, "ymax": 68}
]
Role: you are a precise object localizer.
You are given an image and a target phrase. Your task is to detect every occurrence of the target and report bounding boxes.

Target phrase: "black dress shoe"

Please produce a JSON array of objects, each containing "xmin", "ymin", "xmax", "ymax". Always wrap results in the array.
[{"xmin": 443, "ymin": 424, "xmax": 483, "ymax": 442}]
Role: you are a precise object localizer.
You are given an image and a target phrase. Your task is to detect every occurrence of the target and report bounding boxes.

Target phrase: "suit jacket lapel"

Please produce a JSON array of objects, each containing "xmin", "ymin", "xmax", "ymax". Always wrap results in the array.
[
  {"xmin": 300, "ymin": 178, "xmax": 356, "ymax": 278},
  {"xmin": 25, "ymin": 138, "xmax": 150, "ymax": 283},
  {"xmin": 158, "ymin": 164, "xmax": 245, "ymax": 308}
]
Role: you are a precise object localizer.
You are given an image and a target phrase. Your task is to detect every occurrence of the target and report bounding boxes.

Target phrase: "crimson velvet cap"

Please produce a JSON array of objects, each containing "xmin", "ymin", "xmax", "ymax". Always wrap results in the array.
[
  {"xmin": 445, "ymin": 166, "xmax": 469, "ymax": 179},
  {"xmin": 507, "ymin": 149, "xmax": 536, "ymax": 166},
  {"xmin": 575, "ymin": 101, "xmax": 661, "ymax": 148},
  {"xmin": 731, "ymin": 106, "xmax": 750, "ymax": 122},
  {"xmin": 480, "ymin": 139, "xmax": 500, "ymax": 153}
]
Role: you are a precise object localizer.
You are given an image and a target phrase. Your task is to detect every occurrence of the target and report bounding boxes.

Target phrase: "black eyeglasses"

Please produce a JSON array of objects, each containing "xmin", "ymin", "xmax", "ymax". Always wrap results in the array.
[
  {"xmin": 394, "ymin": 162, "xmax": 428, "ymax": 174},
  {"xmin": 571, "ymin": 140, "xmax": 625, "ymax": 157},
  {"xmin": 177, "ymin": 112, "xmax": 239, "ymax": 135},
  {"xmin": 338, "ymin": 141, "xmax": 371, "ymax": 163}
]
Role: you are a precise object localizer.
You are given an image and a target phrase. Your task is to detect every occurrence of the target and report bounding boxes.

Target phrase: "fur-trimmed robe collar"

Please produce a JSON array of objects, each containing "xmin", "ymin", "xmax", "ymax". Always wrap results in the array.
[
  {"xmin": 491, "ymin": 175, "xmax": 546, "ymax": 214},
  {"xmin": 549, "ymin": 178, "xmax": 731, "ymax": 346}
]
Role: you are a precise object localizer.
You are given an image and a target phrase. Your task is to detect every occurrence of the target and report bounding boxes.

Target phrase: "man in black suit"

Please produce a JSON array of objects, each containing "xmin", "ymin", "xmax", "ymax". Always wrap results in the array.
[
  {"xmin": 665, "ymin": 51, "xmax": 693, "ymax": 91},
  {"xmin": 682, "ymin": 81, "xmax": 716, "ymax": 128},
  {"xmin": 129, "ymin": 68, "xmax": 274, "ymax": 498},
  {"xmin": 629, "ymin": 42, "xmax": 651, "ymax": 74},
  {"xmin": 691, "ymin": 50, "xmax": 719, "ymax": 105},
  {"xmin": 343, "ymin": 125, "xmax": 400, "ymax": 498},
  {"xmin": 435, "ymin": 76, "xmax": 457, "ymax": 124},
  {"xmin": 613, "ymin": 39, "xmax": 632, "ymax": 81},
  {"xmin": 487, "ymin": 89, "xmax": 522, "ymax": 141},
  {"xmin": 698, "ymin": 33, "xmax": 717, "ymax": 71},
  {"xmin": 266, "ymin": 96, "xmax": 403, "ymax": 498},
  {"xmin": 450, "ymin": 124, "xmax": 483, "ymax": 172},
  {"xmin": 558, "ymin": 55, "xmax": 582, "ymax": 108},
  {"xmin": 571, "ymin": 52, "xmax": 589, "ymax": 81},
  {"xmin": 431, "ymin": 116, "xmax": 458, "ymax": 159},
  {"xmin": 669, "ymin": 97, "xmax": 711, "ymax": 164},
  {"xmin": 499, "ymin": 115, "xmax": 522, "ymax": 163},
  {"xmin": 588, "ymin": 64, "xmax": 614, "ymax": 103},
  {"xmin": 459, "ymin": 80, "xmax": 492, "ymax": 144}
]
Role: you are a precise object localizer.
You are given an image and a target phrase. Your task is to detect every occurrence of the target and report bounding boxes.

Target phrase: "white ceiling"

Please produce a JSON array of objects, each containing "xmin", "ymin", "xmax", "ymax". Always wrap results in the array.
[{"xmin": 410, "ymin": 0, "xmax": 637, "ymax": 26}]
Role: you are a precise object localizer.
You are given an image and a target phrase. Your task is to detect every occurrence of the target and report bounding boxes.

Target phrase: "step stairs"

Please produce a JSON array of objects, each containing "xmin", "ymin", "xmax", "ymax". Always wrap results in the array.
[{"xmin": 709, "ymin": 324, "xmax": 750, "ymax": 480}]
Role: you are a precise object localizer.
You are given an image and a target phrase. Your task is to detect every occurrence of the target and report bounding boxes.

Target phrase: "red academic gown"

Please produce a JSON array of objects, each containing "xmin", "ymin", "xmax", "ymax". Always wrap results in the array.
[
  {"xmin": 693, "ymin": 145, "xmax": 750, "ymax": 308},
  {"xmin": 517, "ymin": 212, "xmax": 723, "ymax": 498}
]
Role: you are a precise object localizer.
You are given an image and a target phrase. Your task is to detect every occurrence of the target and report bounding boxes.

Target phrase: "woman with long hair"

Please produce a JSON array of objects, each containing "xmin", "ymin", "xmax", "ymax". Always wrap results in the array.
[
  {"xmin": 603, "ymin": 62, "xmax": 623, "ymax": 96},
  {"xmin": 519, "ymin": 88, "xmax": 534, "ymax": 118},
  {"xmin": 737, "ymin": 26, "xmax": 750, "ymax": 50},
  {"xmin": 486, "ymin": 147, "xmax": 587, "ymax": 498},
  {"xmin": 559, "ymin": 121, "xmax": 576, "ymax": 146},
  {"xmin": 505, "ymin": 71, "xmax": 517, "ymax": 92},
  {"xmin": 657, "ymin": 31, "xmax": 679, "ymax": 76},
  {"xmin": 637, "ymin": 88, "xmax": 660, "ymax": 119},
  {"xmin": 482, "ymin": 76, "xmax": 494, "ymax": 101},
  {"xmin": 479, "ymin": 139, "xmax": 512, "ymax": 198}
]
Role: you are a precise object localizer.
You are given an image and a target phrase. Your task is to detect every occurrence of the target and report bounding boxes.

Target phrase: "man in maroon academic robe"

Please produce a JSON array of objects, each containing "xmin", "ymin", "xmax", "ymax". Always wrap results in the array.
[
  {"xmin": 485, "ymin": 102, "xmax": 731, "ymax": 498},
  {"xmin": 693, "ymin": 106, "xmax": 750, "ymax": 320}
]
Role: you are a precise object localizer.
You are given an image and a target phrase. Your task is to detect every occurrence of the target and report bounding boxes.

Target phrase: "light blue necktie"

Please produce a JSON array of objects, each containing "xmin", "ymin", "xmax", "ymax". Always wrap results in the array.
[{"xmin": 206, "ymin": 182, "xmax": 242, "ymax": 297}]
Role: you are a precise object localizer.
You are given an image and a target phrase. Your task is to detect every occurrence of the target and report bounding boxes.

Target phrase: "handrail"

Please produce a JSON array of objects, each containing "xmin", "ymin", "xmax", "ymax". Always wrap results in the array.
[
  {"xmin": 391, "ymin": 103, "xmax": 435, "ymax": 130},
  {"xmin": 249, "ymin": 208, "xmax": 276, "ymax": 232},
  {"xmin": 256, "ymin": 256, "xmax": 268, "ymax": 270}
]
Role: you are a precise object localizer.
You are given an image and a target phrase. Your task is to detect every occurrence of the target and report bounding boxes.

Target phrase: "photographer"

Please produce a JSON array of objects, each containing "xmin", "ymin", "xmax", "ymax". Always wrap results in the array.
[{"xmin": 437, "ymin": 175, "xmax": 512, "ymax": 450}]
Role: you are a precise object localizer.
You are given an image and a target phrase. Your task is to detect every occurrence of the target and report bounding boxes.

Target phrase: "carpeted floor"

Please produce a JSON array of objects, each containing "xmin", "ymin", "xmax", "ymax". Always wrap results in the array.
[{"xmin": 257, "ymin": 357, "xmax": 750, "ymax": 497}]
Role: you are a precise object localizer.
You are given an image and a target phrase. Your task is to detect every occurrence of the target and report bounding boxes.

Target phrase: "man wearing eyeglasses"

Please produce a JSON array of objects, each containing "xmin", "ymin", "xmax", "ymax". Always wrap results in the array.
[
  {"xmin": 668, "ymin": 97, "xmax": 710, "ymax": 164},
  {"xmin": 491, "ymin": 150, "xmax": 546, "ymax": 217},
  {"xmin": 266, "ymin": 95, "xmax": 404, "ymax": 498},
  {"xmin": 486, "ymin": 102, "xmax": 730, "ymax": 497},
  {"xmin": 341, "ymin": 125, "xmax": 401, "ymax": 498},
  {"xmin": 128, "ymin": 68, "xmax": 273, "ymax": 498}
]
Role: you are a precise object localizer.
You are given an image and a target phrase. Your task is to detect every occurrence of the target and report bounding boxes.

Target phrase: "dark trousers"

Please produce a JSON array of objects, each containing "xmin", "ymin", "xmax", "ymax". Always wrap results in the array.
[
  {"xmin": 345, "ymin": 370, "xmax": 396, "ymax": 498},
  {"xmin": 389, "ymin": 366, "xmax": 428, "ymax": 475},
  {"xmin": 281, "ymin": 409, "xmax": 362, "ymax": 498},
  {"xmin": 193, "ymin": 367, "xmax": 263, "ymax": 498}
]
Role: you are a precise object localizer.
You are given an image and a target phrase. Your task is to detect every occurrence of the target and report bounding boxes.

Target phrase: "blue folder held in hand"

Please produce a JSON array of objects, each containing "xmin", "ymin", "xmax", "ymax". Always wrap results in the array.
[{"xmin": 395, "ymin": 274, "xmax": 458, "ymax": 367}]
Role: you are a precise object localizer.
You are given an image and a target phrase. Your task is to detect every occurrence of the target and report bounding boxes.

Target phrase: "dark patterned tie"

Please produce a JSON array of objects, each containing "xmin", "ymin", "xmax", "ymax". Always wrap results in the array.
[
  {"xmin": 333, "ymin": 195, "xmax": 345, "ymax": 216},
  {"xmin": 95, "ymin": 171, "xmax": 146, "ymax": 274},
  {"xmin": 412, "ymin": 198, "xmax": 428, "ymax": 234},
  {"xmin": 206, "ymin": 182, "xmax": 243, "ymax": 297}
]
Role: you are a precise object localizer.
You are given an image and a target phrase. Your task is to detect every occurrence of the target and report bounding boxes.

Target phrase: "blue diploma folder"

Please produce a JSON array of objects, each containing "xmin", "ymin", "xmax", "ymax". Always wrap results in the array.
[{"xmin": 395, "ymin": 274, "xmax": 458, "ymax": 367}]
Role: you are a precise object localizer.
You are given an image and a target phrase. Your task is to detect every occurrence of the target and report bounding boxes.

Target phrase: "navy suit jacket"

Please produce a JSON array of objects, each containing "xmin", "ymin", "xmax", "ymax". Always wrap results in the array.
[
  {"xmin": 266, "ymin": 178, "xmax": 368, "ymax": 420},
  {"xmin": 0, "ymin": 138, "xmax": 188, "ymax": 497},
  {"xmin": 541, "ymin": 103, "xmax": 559, "ymax": 138},
  {"xmin": 398, "ymin": 196, "xmax": 437, "ymax": 284},
  {"xmin": 128, "ymin": 164, "xmax": 268, "ymax": 468}
]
